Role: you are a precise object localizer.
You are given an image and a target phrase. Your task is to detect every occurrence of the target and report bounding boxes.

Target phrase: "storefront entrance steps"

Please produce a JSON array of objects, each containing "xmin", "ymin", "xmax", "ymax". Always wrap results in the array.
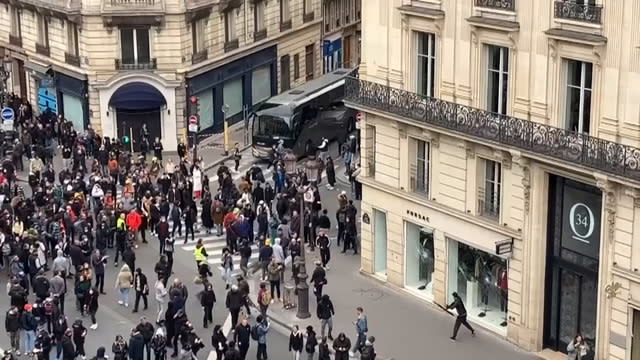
[{"xmin": 536, "ymin": 348, "xmax": 567, "ymax": 360}]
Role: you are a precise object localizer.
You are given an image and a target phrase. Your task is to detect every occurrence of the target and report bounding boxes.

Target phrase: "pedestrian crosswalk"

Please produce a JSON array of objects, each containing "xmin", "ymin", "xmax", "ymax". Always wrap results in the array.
[{"xmin": 180, "ymin": 232, "xmax": 260, "ymax": 269}]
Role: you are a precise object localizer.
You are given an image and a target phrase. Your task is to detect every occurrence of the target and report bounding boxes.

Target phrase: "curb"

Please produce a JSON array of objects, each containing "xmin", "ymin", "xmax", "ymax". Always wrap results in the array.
[{"xmin": 202, "ymin": 144, "xmax": 252, "ymax": 173}]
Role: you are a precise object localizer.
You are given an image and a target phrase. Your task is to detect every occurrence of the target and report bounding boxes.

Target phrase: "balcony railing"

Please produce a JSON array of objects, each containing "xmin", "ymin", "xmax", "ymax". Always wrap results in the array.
[
  {"xmin": 224, "ymin": 39, "xmax": 239, "ymax": 52},
  {"xmin": 254, "ymin": 28, "xmax": 267, "ymax": 42},
  {"xmin": 110, "ymin": 0, "xmax": 157, "ymax": 6},
  {"xmin": 9, "ymin": 34, "xmax": 22, "ymax": 47},
  {"xmin": 65, "ymin": 52, "xmax": 81, "ymax": 67},
  {"xmin": 475, "ymin": 0, "xmax": 515, "ymax": 11},
  {"xmin": 115, "ymin": 58, "xmax": 157, "ymax": 70},
  {"xmin": 191, "ymin": 50, "xmax": 208, "ymax": 64},
  {"xmin": 344, "ymin": 77, "xmax": 640, "ymax": 182},
  {"xmin": 36, "ymin": 43, "xmax": 50, "ymax": 57},
  {"xmin": 554, "ymin": 0, "xmax": 602, "ymax": 24}
]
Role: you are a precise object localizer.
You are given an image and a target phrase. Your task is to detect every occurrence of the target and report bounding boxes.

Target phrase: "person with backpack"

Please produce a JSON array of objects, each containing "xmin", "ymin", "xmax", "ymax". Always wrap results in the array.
[
  {"xmin": 150, "ymin": 327, "xmax": 167, "ymax": 360},
  {"xmin": 234, "ymin": 317, "xmax": 251, "ymax": 360},
  {"xmin": 211, "ymin": 325, "xmax": 228, "ymax": 360},
  {"xmin": 305, "ymin": 326, "xmax": 318, "ymax": 360},
  {"xmin": 360, "ymin": 336, "xmax": 376, "ymax": 360},
  {"xmin": 5, "ymin": 305, "xmax": 21, "ymax": 355},
  {"xmin": 112, "ymin": 334, "xmax": 128, "ymax": 360},
  {"xmin": 256, "ymin": 282, "xmax": 271, "ymax": 319},
  {"xmin": 253, "ymin": 315, "xmax": 270, "ymax": 360}
]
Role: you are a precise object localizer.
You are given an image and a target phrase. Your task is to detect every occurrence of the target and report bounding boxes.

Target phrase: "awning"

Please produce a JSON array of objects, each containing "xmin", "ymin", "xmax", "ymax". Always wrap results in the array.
[
  {"xmin": 24, "ymin": 60, "xmax": 52, "ymax": 77},
  {"xmin": 109, "ymin": 82, "xmax": 166, "ymax": 110}
]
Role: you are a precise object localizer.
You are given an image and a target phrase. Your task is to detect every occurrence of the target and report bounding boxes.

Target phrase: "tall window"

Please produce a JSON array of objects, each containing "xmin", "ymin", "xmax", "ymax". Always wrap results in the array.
[
  {"xmin": 305, "ymin": 44, "xmax": 315, "ymax": 80},
  {"xmin": 281, "ymin": 55, "xmax": 291, "ymax": 91},
  {"xmin": 192, "ymin": 18, "xmax": 206, "ymax": 54},
  {"xmin": 416, "ymin": 32, "xmax": 436, "ymax": 98},
  {"xmin": 487, "ymin": 45, "xmax": 509, "ymax": 115},
  {"xmin": 37, "ymin": 14, "xmax": 49, "ymax": 47},
  {"xmin": 225, "ymin": 12, "xmax": 237, "ymax": 42},
  {"xmin": 67, "ymin": 22, "xmax": 79, "ymax": 56},
  {"xmin": 293, "ymin": 54, "xmax": 300, "ymax": 80},
  {"xmin": 480, "ymin": 159, "xmax": 502, "ymax": 220},
  {"xmin": 566, "ymin": 59, "xmax": 593, "ymax": 133},
  {"xmin": 10, "ymin": 7, "xmax": 21, "ymax": 38},
  {"xmin": 254, "ymin": 0, "xmax": 266, "ymax": 32},
  {"xmin": 413, "ymin": 139, "xmax": 431, "ymax": 195},
  {"xmin": 120, "ymin": 28, "xmax": 150, "ymax": 65},
  {"xmin": 280, "ymin": 0, "xmax": 291, "ymax": 23},
  {"xmin": 304, "ymin": 0, "xmax": 313, "ymax": 15}
]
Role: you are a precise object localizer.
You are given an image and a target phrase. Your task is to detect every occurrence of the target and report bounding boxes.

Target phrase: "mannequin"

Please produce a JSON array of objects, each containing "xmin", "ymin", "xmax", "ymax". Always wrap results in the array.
[
  {"xmin": 497, "ymin": 266, "xmax": 508, "ymax": 326},
  {"xmin": 478, "ymin": 258, "xmax": 492, "ymax": 317},
  {"xmin": 417, "ymin": 233, "xmax": 434, "ymax": 291}
]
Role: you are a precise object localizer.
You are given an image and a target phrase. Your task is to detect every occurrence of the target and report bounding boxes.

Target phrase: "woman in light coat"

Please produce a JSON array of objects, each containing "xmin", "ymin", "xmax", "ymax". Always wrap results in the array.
[
  {"xmin": 567, "ymin": 334, "xmax": 589, "ymax": 360},
  {"xmin": 154, "ymin": 278, "xmax": 168, "ymax": 325},
  {"xmin": 114, "ymin": 264, "xmax": 133, "ymax": 307}
]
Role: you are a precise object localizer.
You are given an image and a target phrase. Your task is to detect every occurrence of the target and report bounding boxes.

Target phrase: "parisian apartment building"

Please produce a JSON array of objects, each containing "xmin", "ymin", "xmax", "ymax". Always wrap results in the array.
[
  {"xmin": 350, "ymin": 0, "xmax": 640, "ymax": 359},
  {"xmin": 0, "ymin": 0, "xmax": 346, "ymax": 151}
]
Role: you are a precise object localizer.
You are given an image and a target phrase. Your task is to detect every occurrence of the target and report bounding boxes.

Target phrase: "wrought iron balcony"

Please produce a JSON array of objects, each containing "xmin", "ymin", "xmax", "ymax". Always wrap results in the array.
[
  {"xmin": 101, "ymin": 0, "xmax": 165, "ymax": 16},
  {"xmin": 115, "ymin": 58, "xmax": 157, "ymax": 70},
  {"xmin": 65, "ymin": 52, "xmax": 81, "ymax": 67},
  {"xmin": 191, "ymin": 50, "xmax": 208, "ymax": 64},
  {"xmin": 475, "ymin": 0, "xmax": 515, "ymax": 11},
  {"xmin": 9, "ymin": 35, "xmax": 22, "ymax": 47},
  {"xmin": 554, "ymin": 0, "xmax": 602, "ymax": 24},
  {"xmin": 36, "ymin": 43, "xmax": 50, "ymax": 57},
  {"xmin": 344, "ymin": 77, "xmax": 640, "ymax": 182}
]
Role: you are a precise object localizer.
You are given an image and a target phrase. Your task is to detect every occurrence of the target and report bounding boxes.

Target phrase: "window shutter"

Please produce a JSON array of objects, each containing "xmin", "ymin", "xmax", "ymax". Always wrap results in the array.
[{"xmin": 409, "ymin": 138, "xmax": 417, "ymax": 192}]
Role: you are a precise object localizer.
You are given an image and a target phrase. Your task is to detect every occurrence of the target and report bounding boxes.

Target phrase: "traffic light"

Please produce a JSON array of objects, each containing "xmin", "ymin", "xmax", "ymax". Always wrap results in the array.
[
  {"xmin": 122, "ymin": 135, "xmax": 130, "ymax": 145},
  {"xmin": 189, "ymin": 95, "xmax": 200, "ymax": 117}
]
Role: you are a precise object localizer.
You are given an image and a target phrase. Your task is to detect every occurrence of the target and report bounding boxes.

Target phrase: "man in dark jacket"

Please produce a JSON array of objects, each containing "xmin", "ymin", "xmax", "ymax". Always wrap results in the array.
[
  {"xmin": 199, "ymin": 284, "xmax": 216, "ymax": 328},
  {"xmin": 225, "ymin": 285, "xmax": 244, "ymax": 329},
  {"xmin": 332, "ymin": 333, "xmax": 351, "ymax": 360},
  {"xmin": 310, "ymin": 261, "xmax": 327, "ymax": 301},
  {"xmin": 128, "ymin": 328, "xmax": 145, "ymax": 360},
  {"xmin": 135, "ymin": 317, "xmax": 154, "ymax": 360},
  {"xmin": 233, "ymin": 317, "xmax": 251, "ymax": 359},
  {"xmin": 5, "ymin": 306, "xmax": 21, "ymax": 354},
  {"xmin": 317, "ymin": 295, "xmax": 335, "ymax": 340},
  {"xmin": 133, "ymin": 268, "xmax": 149, "ymax": 313},
  {"xmin": 91, "ymin": 249, "xmax": 106, "ymax": 294},
  {"xmin": 447, "ymin": 292, "xmax": 475, "ymax": 341},
  {"xmin": 33, "ymin": 272, "xmax": 50, "ymax": 301},
  {"xmin": 224, "ymin": 341, "xmax": 241, "ymax": 360},
  {"xmin": 156, "ymin": 217, "xmax": 170, "ymax": 256},
  {"xmin": 61, "ymin": 329, "xmax": 75, "ymax": 360},
  {"xmin": 21, "ymin": 304, "xmax": 38, "ymax": 354}
]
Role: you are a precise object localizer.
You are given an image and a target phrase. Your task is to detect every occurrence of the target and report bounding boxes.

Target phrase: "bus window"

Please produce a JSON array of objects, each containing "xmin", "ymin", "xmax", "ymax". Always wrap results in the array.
[{"xmin": 254, "ymin": 115, "xmax": 293, "ymax": 139}]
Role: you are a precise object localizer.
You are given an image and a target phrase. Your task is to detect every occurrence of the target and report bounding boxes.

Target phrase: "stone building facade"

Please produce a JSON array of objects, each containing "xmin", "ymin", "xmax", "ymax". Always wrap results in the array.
[
  {"xmin": 0, "ymin": 0, "xmax": 322, "ymax": 151},
  {"xmin": 351, "ymin": 0, "xmax": 640, "ymax": 359}
]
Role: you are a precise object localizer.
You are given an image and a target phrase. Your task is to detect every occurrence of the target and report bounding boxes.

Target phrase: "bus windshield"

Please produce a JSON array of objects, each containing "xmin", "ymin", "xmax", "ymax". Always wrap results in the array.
[{"xmin": 253, "ymin": 114, "xmax": 292, "ymax": 139}]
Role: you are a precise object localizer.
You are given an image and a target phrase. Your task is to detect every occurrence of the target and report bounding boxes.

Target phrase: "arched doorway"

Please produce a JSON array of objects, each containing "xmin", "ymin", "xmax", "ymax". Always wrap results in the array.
[{"xmin": 109, "ymin": 82, "xmax": 166, "ymax": 151}]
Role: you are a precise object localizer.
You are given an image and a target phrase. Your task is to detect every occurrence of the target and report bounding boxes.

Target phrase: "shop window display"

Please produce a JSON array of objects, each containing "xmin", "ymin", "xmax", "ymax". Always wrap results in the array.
[
  {"xmin": 450, "ymin": 241, "xmax": 508, "ymax": 328},
  {"xmin": 405, "ymin": 223, "xmax": 434, "ymax": 297}
]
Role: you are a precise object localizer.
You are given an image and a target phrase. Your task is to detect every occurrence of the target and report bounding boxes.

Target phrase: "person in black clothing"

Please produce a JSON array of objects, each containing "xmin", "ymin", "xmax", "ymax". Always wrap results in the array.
[
  {"xmin": 310, "ymin": 261, "xmax": 327, "ymax": 301},
  {"xmin": 35, "ymin": 328, "xmax": 52, "ymax": 360},
  {"xmin": 199, "ymin": 284, "xmax": 216, "ymax": 328},
  {"xmin": 211, "ymin": 325, "xmax": 228, "ymax": 360},
  {"xmin": 224, "ymin": 341, "xmax": 241, "ymax": 360},
  {"xmin": 72, "ymin": 319, "xmax": 87, "ymax": 357},
  {"xmin": 129, "ymin": 328, "xmax": 145, "ymax": 360},
  {"xmin": 61, "ymin": 329, "xmax": 75, "ymax": 360},
  {"xmin": 447, "ymin": 292, "xmax": 475, "ymax": 341},
  {"xmin": 135, "ymin": 317, "xmax": 155, "ymax": 360},
  {"xmin": 183, "ymin": 203, "xmax": 196, "ymax": 244},
  {"xmin": 233, "ymin": 317, "xmax": 251, "ymax": 360},
  {"xmin": 133, "ymin": 268, "xmax": 149, "ymax": 313},
  {"xmin": 152, "ymin": 138, "xmax": 163, "ymax": 162},
  {"xmin": 317, "ymin": 233, "xmax": 331, "ymax": 269}
]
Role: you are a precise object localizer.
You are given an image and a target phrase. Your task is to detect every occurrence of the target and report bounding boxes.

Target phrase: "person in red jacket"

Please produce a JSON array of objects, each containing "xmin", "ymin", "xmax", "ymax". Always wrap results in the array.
[{"xmin": 126, "ymin": 209, "xmax": 143, "ymax": 245}]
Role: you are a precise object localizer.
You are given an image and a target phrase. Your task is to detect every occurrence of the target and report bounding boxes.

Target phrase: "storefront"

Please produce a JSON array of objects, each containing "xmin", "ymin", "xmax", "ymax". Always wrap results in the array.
[
  {"xmin": 447, "ymin": 238, "xmax": 509, "ymax": 330},
  {"xmin": 405, "ymin": 222, "xmax": 435, "ymax": 299},
  {"xmin": 26, "ymin": 61, "xmax": 88, "ymax": 130},
  {"xmin": 187, "ymin": 46, "xmax": 277, "ymax": 135},
  {"xmin": 543, "ymin": 175, "xmax": 602, "ymax": 355},
  {"xmin": 1, "ymin": 47, "xmax": 28, "ymax": 99},
  {"xmin": 322, "ymin": 35, "xmax": 342, "ymax": 74}
]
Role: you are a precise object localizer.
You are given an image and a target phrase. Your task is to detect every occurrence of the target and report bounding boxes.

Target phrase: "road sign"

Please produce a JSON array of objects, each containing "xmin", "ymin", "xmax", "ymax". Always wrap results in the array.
[
  {"xmin": 1, "ymin": 107, "xmax": 14, "ymax": 122},
  {"xmin": 188, "ymin": 115, "xmax": 199, "ymax": 133}
]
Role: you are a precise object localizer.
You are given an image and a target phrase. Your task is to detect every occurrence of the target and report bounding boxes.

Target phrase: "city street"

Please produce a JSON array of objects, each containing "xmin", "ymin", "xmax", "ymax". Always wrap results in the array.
[{"xmin": 0, "ymin": 144, "xmax": 538, "ymax": 360}]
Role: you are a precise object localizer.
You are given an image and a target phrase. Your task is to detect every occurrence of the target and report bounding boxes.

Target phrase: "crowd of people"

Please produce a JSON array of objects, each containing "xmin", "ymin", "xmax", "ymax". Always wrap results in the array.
[{"xmin": 0, "ymin": 96, "xmax": 376, "ymax": 360}]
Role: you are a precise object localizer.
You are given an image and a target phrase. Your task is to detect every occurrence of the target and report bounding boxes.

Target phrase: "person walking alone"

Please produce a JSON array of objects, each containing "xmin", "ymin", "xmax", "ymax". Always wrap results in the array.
[
  {"xmin": 85, "ymin": 287, "xmax": 100, "ymax": 330},
  {"xmin": 316, "ymin": 295, "xmax": 335, "ymax": 340},
  {"xmin": 350, "ymin": 307, "xmax": 368, "ymax": 357},
  {"xmin": 255, "ymin": 316, "xmax": 270, "ymax": 360},
  {"xmin": 211, "ymin": 325, "xmax": 228, "ymax": 360},
  {"xmin": 199, "ymin": 284, "xmax": 216, "ymax": 328},
  {"xmin": 115, "ymin": 264, "xmax": 133, "ymax": 307},
  {"xmin": 91, "ymin": 250, "xmax": 107, "ymax": 294},
  {"xmin": 154, "ymin": 278, "xmax": 168, "ymax": 325},
  {"xmin": 447, "ymin": 292, "xmax": 475, "ymax": 341},
  {"xmin": 133, "ymin": 268, "xmax": 149, "ymax": 313}
]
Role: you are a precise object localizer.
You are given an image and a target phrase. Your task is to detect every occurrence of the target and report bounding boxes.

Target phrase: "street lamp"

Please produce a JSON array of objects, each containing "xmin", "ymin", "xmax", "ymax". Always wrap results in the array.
[
  {"xmin": 222, "ymin": 104, "xmax": 230, "ymax": 155},
  {"xmin": 283, "ymin": 151, "xmax": 297, "ymax": 175},
  {"xmin": 296, "ymin": 155, "xmax": 322, "ymax": 319}
]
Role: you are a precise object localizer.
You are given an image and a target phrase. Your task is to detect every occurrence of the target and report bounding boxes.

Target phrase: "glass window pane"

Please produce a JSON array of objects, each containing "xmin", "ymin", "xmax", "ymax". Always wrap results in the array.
[
  {"xmin": 195, "ymin": 89, "xmax": 214, "ymax": 130},
  {"xmin": 488, "ymin": 46, "xmax": 500, "ymax": 70},
  {"xmin": 584, "ymin": 62, "xmax": 593, "ymax": 89},
  {"xmin": 121, "ymin": 29, "xmax": 134, "ymax": 64},
  {"xmin": 502, "ymin": 48, "xmax": 509, "ymax": 72},
  {"xmin": 62, "ymin": 93, "xmax": 84, "ymax": 131},
  {"xmin": 567, "ymin": 60, "xmax": 582, "ymax": 87},
  {"xmin": 582, "ymin": 90, "xmax": 591, "ymax": 133},
  {"xmin": 501, "ymin": 73, "xmax": 508, "ymax": 114},
  {"xmin": 223, "ymin": 78, "xmax": 243, "ymax": 118},
  {"xmin": 566, "ymin": 87, "xmax": 581, "ymax": 131},
  {"xmin": 252, "ymin": 65, "xmax": 271, "ymax": 105},
  {"xmin": 429, "ymin": 57, "xmax": 436, "ymax": 97},
  {"xmin": 488, "ymin": 71, "xmax": 499, "ymax": 113},
  {"xmin": 558, "ymin": 270, "xmax": 580, "ymax": 346},
  {"xmin": 136, "ymin": 29, "xmax": 150, "ymax": 63}
]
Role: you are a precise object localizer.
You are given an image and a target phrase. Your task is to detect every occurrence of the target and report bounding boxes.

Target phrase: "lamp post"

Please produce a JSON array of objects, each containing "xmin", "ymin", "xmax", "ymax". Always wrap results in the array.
[
  {"xmin": 296, "ymin": 155, "xmax": 321, "ymax": 319},
  {"xmin": 283, "ymin": 151, "xmax": 297, "ymax": 175},
  {"xmin": 222, "ymin": 104, "xmax": 230, "ymax": 155}
]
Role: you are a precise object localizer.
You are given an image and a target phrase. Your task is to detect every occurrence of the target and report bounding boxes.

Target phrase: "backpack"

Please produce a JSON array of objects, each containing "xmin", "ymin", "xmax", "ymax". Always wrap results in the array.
[
  {"xmin": 43, "ymin": 298, "xmax": 54, "ymax": 315},
  {"xmin": 360, "ymin": 345, "xmax": 376, "ymax": 360},
  {"xmin": 260, "ymin": 290, "xmax": 271, "ymax": 306},
  {"xmin": 151, "ymin": 334, "xmax": 166, "ymax": 351},
  {"xmin": 250, "ymin": 325, "xmax": 260, "ymax": 341}
]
